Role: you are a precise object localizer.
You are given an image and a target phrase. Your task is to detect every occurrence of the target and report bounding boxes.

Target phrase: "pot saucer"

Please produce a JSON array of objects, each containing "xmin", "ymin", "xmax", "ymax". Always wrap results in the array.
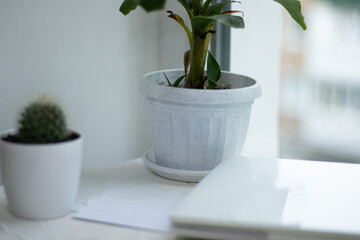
[{"xmin": 142, "ymin": 149, "xmax": 209, "ymax": 183}]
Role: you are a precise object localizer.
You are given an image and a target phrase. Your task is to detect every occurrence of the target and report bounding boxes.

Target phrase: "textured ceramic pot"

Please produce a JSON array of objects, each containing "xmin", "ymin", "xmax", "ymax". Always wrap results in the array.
[
  {"xmin": 140, "ymin": 70, "xmax": 261, "ymax": 171},
  {"xmin": 0, "ymin": 130, "xmax": 83, "ymax": 219}
]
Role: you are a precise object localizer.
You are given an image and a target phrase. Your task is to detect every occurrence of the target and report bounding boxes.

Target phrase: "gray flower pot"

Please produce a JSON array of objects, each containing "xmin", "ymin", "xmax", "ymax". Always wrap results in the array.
[{"xmin": 140, "ymin": 69, "xmax": 261, "ymax": 173}]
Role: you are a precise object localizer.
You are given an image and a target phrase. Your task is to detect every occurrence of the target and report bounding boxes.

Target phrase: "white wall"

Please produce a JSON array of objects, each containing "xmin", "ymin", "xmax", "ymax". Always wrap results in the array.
[
  {"xmin": 231, "ymin": 0, "xmax": 283, "ymax": 158},
  {"xmin": 0, "ymin": 0, "xmax": 161, "ymax": 167}
]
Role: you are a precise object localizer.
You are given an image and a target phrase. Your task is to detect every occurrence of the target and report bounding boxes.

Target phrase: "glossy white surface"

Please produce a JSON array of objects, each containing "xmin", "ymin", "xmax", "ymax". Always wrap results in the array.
[{"xmin": 172, "ymin": 157, "xmax": 360, "ymax": 239}]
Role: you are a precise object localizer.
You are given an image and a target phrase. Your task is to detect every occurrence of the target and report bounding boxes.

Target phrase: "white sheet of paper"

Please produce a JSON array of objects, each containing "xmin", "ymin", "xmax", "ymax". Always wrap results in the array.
[{"xmin": 73, "ymin": 184, "xmax": 184, "ymax": 232}]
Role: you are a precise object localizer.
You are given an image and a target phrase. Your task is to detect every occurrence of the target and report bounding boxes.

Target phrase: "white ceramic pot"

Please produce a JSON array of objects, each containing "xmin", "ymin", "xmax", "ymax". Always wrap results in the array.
[
  {"xmin": 140, "ymin": 70, "xmax": 261, "ymax": 172},
  {"xmin": 0, "ymin": 131, "xmax": 83, "ymax": 219}
]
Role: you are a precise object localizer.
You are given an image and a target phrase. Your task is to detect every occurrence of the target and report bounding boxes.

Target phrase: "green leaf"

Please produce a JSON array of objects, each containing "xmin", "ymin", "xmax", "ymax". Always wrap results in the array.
[
  {"xmin": 207, "ymin": 2, "xmax": 228, "ymax": 16},
  {"xmin": 192, "ymin": 0, "xmax": 202, "ymax": 13},
  {"xmin": 119, "ymin": 0, "xmax": 166, "ymax": 15},
  {"xmin": 186, "ymin": 0, "xmax": 192, "ymax": 9},
  {"xmin": 119, "ymin": 0, "xmax": 139, "ymax": 15},
  {"xmin": 163, "ymin": 73, "xmax": 173, "ymax": 87},
  {"xmin": 200, "ymin": 0, "xmax": 213, "ymax": 15},
  {"xmin": 206, "ymin": 1, "xmax": 242, "ymax": 16},
  {"xmin": 191, "ymin": 16, "xmax": 215, "ymax": 34},
  {"xmin": 173, "ymin": 75, "xmax": 186, "ymax": 87},
  {"xmin": 194, "ymin": 14, "xmax": 244, "ymax": 30},
  {"xmin": 208, "ymin": 79, "xmax": 218, "ymax": 89},
  {"xmin": 273, "ymin": 0, "xmax": 307, "ymax": 30},
  {"xmin": 210, "ymin": 14, "xmax": 244, "ymax": 28},
  {"xmin": 140, "ymin": 0, "xmax": 166, "ymax": 12},
  {"xmin": 207, "ymin": 51, "xmax": 221, "ymax": 89},
  {"xmin": 163, "ymin": 73, "xmax": 185, "ymax": 87},
  {"xmin": 177, "ymin": 0, "xmax": 193, "ymax": 18}
]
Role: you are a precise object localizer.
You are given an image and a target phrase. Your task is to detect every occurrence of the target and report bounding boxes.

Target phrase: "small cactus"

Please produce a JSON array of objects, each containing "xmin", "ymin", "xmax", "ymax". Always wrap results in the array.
[{"xmin": 17, "ymin": 98, "xmax": 69, "ymax": 143}]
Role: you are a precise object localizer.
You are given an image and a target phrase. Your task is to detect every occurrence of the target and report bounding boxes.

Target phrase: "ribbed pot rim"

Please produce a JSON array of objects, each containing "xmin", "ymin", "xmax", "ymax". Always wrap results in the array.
[{"xmin": 140, "ymin": 69, "xmax": 262, "ymax": 105}]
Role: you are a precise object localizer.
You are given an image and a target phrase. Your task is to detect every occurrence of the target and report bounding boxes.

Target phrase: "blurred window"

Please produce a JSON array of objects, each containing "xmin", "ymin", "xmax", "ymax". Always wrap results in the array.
[
  {"xmin": 228, "ymin": 0, "xmax": 360, "ymax": 163},
  {"xmin": 279, "ymin": 0, "xmax": 360, "ymax": 163}
]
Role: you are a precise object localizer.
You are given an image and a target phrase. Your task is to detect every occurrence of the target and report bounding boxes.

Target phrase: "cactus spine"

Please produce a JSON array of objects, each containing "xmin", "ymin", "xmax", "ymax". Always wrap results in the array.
[{"xmin": 17, "ymin": 98, "xmax": 68, "ymax": 143}]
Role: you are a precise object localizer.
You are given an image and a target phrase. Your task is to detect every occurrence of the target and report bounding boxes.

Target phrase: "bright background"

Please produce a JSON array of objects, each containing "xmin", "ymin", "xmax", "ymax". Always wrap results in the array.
[{"xmin": 277, "ymin": 0, "xmax": 360, "ymax": 163}]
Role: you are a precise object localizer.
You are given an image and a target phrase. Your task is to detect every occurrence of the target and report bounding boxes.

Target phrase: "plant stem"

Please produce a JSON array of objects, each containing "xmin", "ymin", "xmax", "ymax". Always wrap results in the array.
[
  {"xmin": 183, "ymin": 0, "xmax": 212, "ymax": 89},
  {"xmin": 185, "ymin": 35, "xmax": 210, "ymax": 88}
]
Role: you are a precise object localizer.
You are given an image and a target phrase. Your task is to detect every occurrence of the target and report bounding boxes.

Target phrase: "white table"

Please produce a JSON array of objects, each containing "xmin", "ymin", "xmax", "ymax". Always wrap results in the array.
[
  {"xmin": 0, "ymin": 159, "xmax": 194, "ymax": 240},
  {"xmin": 1, "ymin": 157, "xmax": 360, "ymax": 240}
]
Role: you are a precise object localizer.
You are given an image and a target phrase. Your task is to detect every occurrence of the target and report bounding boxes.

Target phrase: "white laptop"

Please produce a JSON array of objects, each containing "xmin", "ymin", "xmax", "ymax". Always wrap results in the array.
[{"xmin": 171, "ymin": 156, "xmax": 360, "ymax": 240}]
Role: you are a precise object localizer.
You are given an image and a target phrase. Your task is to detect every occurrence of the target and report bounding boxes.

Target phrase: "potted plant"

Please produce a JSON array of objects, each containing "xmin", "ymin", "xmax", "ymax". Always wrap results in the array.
[
  {"xmin": 0, "ymin": 97, "xmax": 83, "ymax": 219},
  {"xmin": 120, "ymin": 0, "xmax": 306, "ymax": 182}
]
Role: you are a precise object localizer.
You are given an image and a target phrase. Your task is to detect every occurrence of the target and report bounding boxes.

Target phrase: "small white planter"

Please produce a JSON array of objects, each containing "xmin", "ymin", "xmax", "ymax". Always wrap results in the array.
[
  {"xmin": 0, "ymin": 130, "xmax": 83, "ymax": 219},
  {"xmin": 140, "ymin": 70, "xmax": 261, "ymax": 175}
]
